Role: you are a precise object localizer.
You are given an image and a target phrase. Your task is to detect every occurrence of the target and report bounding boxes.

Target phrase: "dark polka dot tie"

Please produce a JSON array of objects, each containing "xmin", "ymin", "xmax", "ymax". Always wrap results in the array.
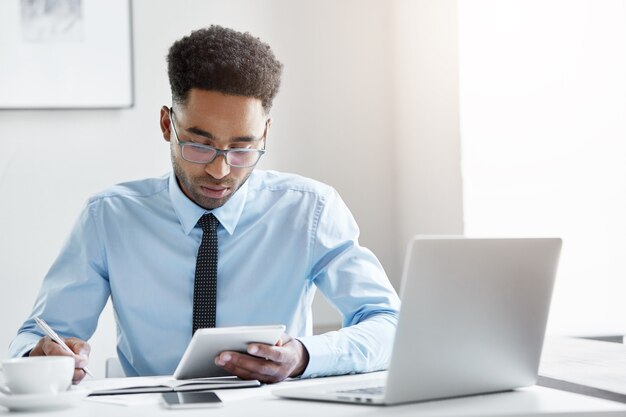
[{"xmin": 192, "ymin": 213, "xmax": 219, "ymax": 335}]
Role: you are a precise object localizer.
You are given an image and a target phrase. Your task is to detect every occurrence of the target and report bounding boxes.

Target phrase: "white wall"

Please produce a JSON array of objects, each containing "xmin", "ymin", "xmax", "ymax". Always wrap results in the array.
[
  {"xmin": 391, "ymin": 0, "xmax": 464, "ymax": 261},
  {"xmin": 3, "ymin": 0, "xmax": 463, "ymax": 377}
]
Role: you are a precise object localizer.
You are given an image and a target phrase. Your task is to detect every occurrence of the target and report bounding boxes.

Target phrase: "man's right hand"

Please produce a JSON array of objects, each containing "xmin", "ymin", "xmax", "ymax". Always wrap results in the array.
[{"xmin": 29, "ymin": 336, "xmax": 91, "ymax": 384}]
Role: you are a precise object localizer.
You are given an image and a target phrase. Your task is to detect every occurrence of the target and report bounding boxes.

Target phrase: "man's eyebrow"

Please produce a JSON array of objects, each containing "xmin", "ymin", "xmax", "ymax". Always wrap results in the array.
[
  {"xmin": 186, "ymin": 126, "xmax": 260, "ymax": 142},
  {"xmin": 186, "ymin": 127, "xmax": 214, "ymax": 139},
  {"xmin": 231, "ymin": 135, "xmax": 260, "ymax": 143}
]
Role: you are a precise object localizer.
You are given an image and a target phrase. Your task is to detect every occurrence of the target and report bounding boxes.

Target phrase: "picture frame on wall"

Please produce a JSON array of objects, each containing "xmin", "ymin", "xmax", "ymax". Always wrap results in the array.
[{"xmin": 0, "ymin": 0, "xmax": 133, "ymax": 109}]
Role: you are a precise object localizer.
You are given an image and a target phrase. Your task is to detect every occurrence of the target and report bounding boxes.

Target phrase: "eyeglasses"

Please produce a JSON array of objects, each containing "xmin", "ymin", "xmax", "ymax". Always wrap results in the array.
[{"xmin": 169, "ymin": 108, "xmax": 267, "ymax": 168}]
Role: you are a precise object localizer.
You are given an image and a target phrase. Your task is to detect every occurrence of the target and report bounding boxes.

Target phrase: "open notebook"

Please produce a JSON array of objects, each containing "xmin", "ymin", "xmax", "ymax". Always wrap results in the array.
[{"xmin": 82, "ymin": 375, "xmax": 259, "ymax": 396}]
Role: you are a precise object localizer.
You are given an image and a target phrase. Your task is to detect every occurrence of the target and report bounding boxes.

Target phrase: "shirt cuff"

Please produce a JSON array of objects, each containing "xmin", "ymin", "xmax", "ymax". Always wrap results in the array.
[
  {"xmin": 296, "ymin": 333, "xmax": 358, "ymax": 379},
  {"xmin": 8, "ymin": 332, "xmax": 41, "ymax": 359},
  {"xmin": 296, "ymin": 335, "xmax": 329, "ymax": 378}
]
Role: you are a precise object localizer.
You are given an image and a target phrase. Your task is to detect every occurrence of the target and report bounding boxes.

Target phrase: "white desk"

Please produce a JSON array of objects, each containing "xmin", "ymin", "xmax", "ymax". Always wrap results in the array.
[
  {"xmin": 3, "ymin": 373, "xmax": 626, "ymax": 417},
  {"xmin": 538, "ymin": 336, "xmax": 626, "ymax": 402}
]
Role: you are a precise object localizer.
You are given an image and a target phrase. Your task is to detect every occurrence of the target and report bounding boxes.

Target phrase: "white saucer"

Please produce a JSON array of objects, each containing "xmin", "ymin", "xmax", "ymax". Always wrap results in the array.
[{"xmin": 0, "ymin": 387, "xmax": 90, "ymax": 411}]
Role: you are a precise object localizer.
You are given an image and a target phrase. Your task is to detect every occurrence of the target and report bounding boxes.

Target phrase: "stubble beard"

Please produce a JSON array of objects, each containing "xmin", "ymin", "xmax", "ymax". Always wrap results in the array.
[{"xmin": 171, "ymin": 154, "xmax": 252, "ymax": 210}]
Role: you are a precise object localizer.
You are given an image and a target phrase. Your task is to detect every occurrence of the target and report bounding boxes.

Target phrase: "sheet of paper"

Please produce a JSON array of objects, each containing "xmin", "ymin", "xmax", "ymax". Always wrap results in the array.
[{"xmin": 85, "ymin": 393, "xmax": 162, "ymax": 407}]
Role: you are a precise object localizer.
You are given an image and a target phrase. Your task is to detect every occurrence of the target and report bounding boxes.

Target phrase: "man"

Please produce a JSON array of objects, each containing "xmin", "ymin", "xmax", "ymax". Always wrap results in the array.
[{"xmin": 10, "ymin": 25, "xmax": 400, "ymax": 384}]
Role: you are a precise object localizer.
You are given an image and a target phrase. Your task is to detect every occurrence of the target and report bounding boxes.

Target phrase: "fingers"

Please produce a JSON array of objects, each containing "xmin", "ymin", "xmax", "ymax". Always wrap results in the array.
[
  {"xmin": 72, "ymin": 368, "xmax": 87, "ymax": 384},
  {"xmin": 214, "ymin": 336, "xmax": 309, "ymax": 383},
  {"xmin": 41, "ymin": 337, "xmax": 74, "ymax": 357},
  {"xmin": 248, "ymin": 343, "xmax": 285, "ymax": 363},
  {"xmin": 40, "ymin": 337, "xmax": 90, "ymax": 368},
  {"xmin": 30, "ymin": 336, "xmax": 68, "ymax": 357},
  {"xmin": 28, "ymin": 336, "xmax": 49, "ymax": 357},
  {"xmin": 249, "ymin": 337, "xmax": 308, "ymax": 375},
  {"xmin": 65, "ymin": 338, "xmax": 91, "ymax": 384},
  {"xmin": 215, "ymin": 351, "xmax": 286, "ymax": 383},
  {"xmin": 29, "ymin": 336, "xmax": 91, "ymax": 384},
  {"xmin": 275, "ymin": 333, "xmax": 292, "ymax": 347},
  {"xmin": 65, "ymin": 337, "xmax": 91, "ymax": 367},
  {"xmin": 65, "ymin": 337, "xmax": 91, "ymax": 355},
  {"xmin": 248, "ymin": 332, "xmax": 291, "ymax": 361}
]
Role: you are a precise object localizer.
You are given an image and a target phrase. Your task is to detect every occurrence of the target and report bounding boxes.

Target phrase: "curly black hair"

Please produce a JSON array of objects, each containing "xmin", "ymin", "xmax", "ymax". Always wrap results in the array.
[{"xmin": 167, "ymin": 25, "xmax": 283, "ymax": 113}]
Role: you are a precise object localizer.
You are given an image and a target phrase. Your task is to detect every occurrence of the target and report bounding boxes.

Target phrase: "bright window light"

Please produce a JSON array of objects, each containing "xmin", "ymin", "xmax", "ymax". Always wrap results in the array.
[{"xmin": 458, "ymin": 0, "xmax": 626, "ymax": 335}]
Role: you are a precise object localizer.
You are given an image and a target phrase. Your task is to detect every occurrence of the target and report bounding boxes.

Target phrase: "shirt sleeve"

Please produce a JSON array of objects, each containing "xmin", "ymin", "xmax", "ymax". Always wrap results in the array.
[
  {"xmin": 297, "ymin": 188, "xmax": 401, "ymax": 378},
  {"xmin": 8, "ymin": 200, "xmax": 111, "ymax": 358}
]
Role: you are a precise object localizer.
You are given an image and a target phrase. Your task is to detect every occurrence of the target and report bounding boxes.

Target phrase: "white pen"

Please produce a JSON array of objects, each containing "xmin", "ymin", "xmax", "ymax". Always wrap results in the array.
[{"xmin": 34, "ymin": 316, "xmax": 94, "ymax": 378}]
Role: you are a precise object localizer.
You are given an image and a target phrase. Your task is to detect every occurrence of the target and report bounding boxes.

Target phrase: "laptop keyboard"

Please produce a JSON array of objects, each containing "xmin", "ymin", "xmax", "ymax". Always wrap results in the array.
[{"xmin": 337, "ymin": 386, "xmax": 385, "ymax": 396}]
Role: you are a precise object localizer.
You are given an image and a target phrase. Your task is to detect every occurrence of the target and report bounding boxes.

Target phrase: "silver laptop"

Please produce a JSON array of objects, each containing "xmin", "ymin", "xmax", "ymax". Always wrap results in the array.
[{"xmin": 274, "ymin": 236, "xmax": 562, "ymax": 406}]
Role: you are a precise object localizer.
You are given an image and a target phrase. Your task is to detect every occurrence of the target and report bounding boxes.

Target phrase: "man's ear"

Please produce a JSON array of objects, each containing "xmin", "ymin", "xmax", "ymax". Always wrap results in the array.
[{"xmin": 160, "ymin": 106, "xmax": 172, "ymax": 142}]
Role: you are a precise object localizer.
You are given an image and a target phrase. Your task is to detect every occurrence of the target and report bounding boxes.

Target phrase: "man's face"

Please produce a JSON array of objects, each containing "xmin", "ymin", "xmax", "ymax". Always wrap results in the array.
[{"xmin": 160, "ymin": 89, "xmax": 268, "ymax": 210}]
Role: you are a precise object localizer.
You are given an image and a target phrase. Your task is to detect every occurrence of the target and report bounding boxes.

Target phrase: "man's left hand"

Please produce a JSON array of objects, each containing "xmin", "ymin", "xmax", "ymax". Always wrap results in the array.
[{"xmin": 214, "ymin": 334, "xmax": 309, "ymax": 383}]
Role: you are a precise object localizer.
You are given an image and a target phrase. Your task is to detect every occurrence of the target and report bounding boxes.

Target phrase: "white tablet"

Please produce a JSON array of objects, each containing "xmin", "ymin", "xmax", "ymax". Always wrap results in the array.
[{"xmin": 173, "ymin": 325, "xmax": 286, "ymax": 379}]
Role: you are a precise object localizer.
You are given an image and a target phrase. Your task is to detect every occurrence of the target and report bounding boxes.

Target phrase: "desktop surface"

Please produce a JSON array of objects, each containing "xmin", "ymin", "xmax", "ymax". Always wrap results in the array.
[{"xmin": 2, "ymin": 372, "xmax": 626, "ymax": 417}]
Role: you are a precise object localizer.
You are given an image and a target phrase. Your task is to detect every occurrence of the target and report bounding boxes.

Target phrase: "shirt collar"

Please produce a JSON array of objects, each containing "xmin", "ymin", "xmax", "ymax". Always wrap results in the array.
[{"xmin": 168, "ymin": 172, "xmax": 248, "ymax": 236}]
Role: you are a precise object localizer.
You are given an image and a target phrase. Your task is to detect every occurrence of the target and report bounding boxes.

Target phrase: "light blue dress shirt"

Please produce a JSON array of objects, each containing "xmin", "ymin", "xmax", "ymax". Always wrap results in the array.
[{"xmin": 10, "ymin": 170, "xmax": 400, "ymax": 378}]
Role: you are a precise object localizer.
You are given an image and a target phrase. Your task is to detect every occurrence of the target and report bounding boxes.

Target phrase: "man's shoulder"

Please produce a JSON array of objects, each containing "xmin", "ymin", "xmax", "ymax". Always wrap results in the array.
[
  {"xmin": 249, "ymin": 170, "xmax": 334, "ymax": 198},
  {"xmin": 87, "ymin": 174, "xmax": 170, "ymax": 205}
]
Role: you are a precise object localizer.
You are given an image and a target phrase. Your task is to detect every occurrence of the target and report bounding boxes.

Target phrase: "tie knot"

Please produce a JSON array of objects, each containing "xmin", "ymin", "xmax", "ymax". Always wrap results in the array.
[{"xmin": 197, "ymin": 213, "xmax": 218, "ymax": 232}]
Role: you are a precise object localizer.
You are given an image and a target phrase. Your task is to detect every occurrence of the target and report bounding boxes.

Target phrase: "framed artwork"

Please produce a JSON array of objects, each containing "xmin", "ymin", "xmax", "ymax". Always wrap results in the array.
[{"xmin": 0, "ymin": 0, "xmax": 133, "ymax": 109}]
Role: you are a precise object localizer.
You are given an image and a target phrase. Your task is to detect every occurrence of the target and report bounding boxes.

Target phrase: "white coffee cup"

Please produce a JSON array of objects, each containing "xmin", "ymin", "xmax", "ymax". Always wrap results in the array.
[{"xmin": 1, "ymin": 356, "xmax": 74, "ymax": 395}]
